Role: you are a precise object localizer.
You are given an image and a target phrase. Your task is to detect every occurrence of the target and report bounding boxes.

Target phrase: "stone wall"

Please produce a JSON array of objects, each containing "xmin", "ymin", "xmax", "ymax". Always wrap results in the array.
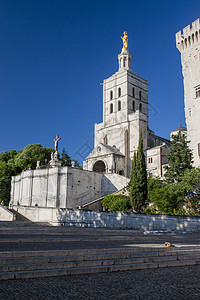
[
  {"xmin": 13, "ymin": 206, "xmax": 200, "ymax": 232},
  {"xmin": 10, "ymin": 167, "xmax": 102, "ymax": 209},
  {"xmin": 0, "ymin": 205, "xmax": 16, "ymax": 221},
  {"xmin": 10, "ymin": 167, "xmax": 129, "ymax": 209}
]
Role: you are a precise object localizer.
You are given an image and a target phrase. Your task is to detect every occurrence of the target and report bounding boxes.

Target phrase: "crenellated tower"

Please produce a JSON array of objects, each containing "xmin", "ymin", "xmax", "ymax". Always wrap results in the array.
[{"xmin": 176, "ymin": 18, "xmax": 200, "ymax": 167}]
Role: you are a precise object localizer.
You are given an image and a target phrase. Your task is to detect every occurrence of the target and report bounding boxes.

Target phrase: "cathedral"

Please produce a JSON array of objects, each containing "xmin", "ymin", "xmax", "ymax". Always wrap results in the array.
[
  {"xmin": 83, "ymin": 32, "xmax": 170, "ymax": 178},
  {"xmin": 10, "ymin": 21, "xmax": 200, "ymax": 212}
]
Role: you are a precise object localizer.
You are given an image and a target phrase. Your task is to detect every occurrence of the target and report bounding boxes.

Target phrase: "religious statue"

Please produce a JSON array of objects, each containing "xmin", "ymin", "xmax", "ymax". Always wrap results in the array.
[
  {"xmin": 121, "ymin": 31, "xmax": 128, "ymax": 52},
  {"xmin": 53, "ymin": 135, "xmax": 61, "ymax": 152}
]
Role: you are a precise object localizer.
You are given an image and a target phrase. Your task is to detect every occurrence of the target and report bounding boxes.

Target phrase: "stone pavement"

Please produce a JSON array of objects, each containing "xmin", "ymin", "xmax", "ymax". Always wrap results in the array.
[
  {"xmin": 0, "ymin": 265, "xmax": 200, "ymax": 299},
  {"xmin": 0, "ymin": 221, "xmax": 200, "ymax": 299},
  {"xmin": 0, "ymin": 221, "xmax": 200, "ymax": 252}
]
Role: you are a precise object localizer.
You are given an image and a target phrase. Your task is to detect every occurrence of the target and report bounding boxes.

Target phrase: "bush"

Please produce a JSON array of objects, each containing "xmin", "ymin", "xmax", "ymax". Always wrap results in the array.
[
  {"xmin": 102, "ymin": 194, "xmax": 132, "ymax": 212},
  {"xmin": 185, "ymin": 195, "xmax": 200, "ymax": 215}
]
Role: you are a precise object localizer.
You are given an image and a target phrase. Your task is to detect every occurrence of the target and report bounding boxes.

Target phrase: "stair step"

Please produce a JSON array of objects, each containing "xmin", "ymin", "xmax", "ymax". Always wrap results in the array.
[
  {"xmin": 1, "ymin": 249, "xmax": 200, "ymax": 266},
  {"xmin": 0, "ymin": 259, "xmax": 200, "ymax": 280},
  {"xmin": 0, "ymin": 246, "xmax": 199, "ymax": 280},
  {"xmin": 0, "ymin": 245, "xmax": 199, "ymax": 258},
  {"xmin": 2, "ymin": 253, "xmax": 200, "ymax": 273}
]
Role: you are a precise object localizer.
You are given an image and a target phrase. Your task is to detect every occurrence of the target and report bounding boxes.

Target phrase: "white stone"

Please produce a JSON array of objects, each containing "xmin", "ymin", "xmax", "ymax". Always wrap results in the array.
[{"xmin": 176, "ymin": 18, "xmax": 200, "ymax": 167}]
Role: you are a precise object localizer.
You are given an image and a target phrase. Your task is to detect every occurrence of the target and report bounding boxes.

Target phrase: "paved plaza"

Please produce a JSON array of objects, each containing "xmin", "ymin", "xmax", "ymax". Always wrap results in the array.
[{"xmin": 0, "ymin": 221, "xmax": 200, "ymax": 299}]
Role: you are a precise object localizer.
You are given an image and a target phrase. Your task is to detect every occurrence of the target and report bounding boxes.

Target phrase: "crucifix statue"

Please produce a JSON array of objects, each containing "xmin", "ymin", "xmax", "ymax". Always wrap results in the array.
[{"xmin": 53, "ymin": 135, "xmax": 61, "ymax": 152}]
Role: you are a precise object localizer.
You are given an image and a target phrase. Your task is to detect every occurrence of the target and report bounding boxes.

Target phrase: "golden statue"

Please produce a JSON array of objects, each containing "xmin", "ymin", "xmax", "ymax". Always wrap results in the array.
[{"xmin": 121, "ymin": 31, "xmax": 128, "ymax": 52}]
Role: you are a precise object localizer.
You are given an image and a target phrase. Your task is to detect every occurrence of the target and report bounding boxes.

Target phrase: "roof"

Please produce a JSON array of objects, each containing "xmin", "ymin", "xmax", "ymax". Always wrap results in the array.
[
  {"xmin": 86, "ymin": 143, "xmax": 125, "ymax": 160},
  {"xmin": 171, "ymin": 125, "xmax": 187, "ymax": 132},
  {"xmin": 101, "ymin": 143, "xmax": 124, "ymax": 156}
]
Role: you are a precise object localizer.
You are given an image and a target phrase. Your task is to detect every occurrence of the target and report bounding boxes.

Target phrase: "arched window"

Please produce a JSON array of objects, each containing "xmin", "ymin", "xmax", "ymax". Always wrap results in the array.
[
  {"xmin": 132, "ymin": 87, "xmax": 135, "ymax": 97},
  {"xmin": 132, "ymin": 100, "xmax": 135, "ymax": 111},
  {"xmin": 196, "ymin": 31, "xmax": 198, "ymax": 41},
  {"xmin": 139, "ymin": 91, "xmax": 142, "ymax": 101},
  {"xmin": 110, "ymin": 103, "xmax": 113, "ymax": 113},
  {"xmin": 118, "ymin": 87, "xmax": 121, "ymax": 97},
  {"xmin": 110, "ymin": 91, "xmax": 113, "ymax": 100},
  {"xmin": 118, "ymin": 101, "xmax": 121, "ymax": 111},
  {"xmin": 185, "ymin": 38, "xmax": 187, "ymax": 48},
  {"xmin": 188, "ymin": 36, "xmax": 191, "ymax": 46},
  {"xmin": 139, "ymin": 103, "xmax": 142, "ymax": 112}
]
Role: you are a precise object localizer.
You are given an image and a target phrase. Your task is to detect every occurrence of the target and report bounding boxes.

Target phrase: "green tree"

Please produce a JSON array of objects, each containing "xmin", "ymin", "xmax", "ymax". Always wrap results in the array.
[
  {"xmin": 129, "ymin": 131, "xmax": 147, "ymax": 212},
  {"xmin": 14, "ymin": 144, "xmax": 52, "ymax": 170},
  {"xmin": 148, "ymin": 183, "xmax": 184, "ymax": 215},
  {"xmin": 60, "ymin": 148, "xmax": 71, "ymax": 166},
  {"xmin": 165, "ymin": 131, "xmax": 193, "ymax": 182},
  {"xmin": 0, "ymin": 161, "xmax": 12, "ymax": 205}
]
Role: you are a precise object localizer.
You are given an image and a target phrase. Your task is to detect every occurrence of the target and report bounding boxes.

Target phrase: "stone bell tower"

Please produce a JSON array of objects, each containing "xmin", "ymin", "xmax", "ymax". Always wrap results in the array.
[
  {"xmin": 176, "ymin": 18, "xmax": 200, "ymax": 167},
  {"xmin": 84, "ymin": 32, "xmax": 149, "ymax": 177}
]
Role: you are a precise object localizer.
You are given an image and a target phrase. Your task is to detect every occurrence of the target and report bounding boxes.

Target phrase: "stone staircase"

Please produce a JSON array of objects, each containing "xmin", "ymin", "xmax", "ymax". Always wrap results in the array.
[{"xmin": 0, "ymin": 245, "xmax": 200, "ymax": 280}]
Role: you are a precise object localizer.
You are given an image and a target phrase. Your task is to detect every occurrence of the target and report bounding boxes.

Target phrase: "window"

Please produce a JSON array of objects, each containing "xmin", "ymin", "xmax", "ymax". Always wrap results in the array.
[
  {"xmin": 110, "ymin": 91, "xmax": 113, "ymax": 100},
  {"xmin": 139, "ymin": 91, "xmax": 142, "ymax": 101},
  {"xmin": 139, "ymin": 103, "xmax": 142, "ymax": 112},
  {"xmin": 132, "ymin": 100, "xmax": 135, "ymax": 111},
  {"xmin": 195, "ymin": 86, "xmax": 200, "ymax": 98},
  {"xmin": 118, "ymin": 88, "xmax": 121, "ymax": 97},
  {"xmin": 148, "ymin": 158, "xmax": 153, "ymax": 163},
  {"xmin": 118, "ymin": 101, "xmax": 121, "ymax": 111},
  {"xmin": 110, "ymin": 103, "xmax": 113, "ymax": 113},
  {"xmin": 132, "ymin": 87, "xmax": 135, "ymax": 97}
]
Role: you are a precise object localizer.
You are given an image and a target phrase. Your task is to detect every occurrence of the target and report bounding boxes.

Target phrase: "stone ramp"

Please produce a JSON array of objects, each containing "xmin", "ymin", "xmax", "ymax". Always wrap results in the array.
[{"xmin": 1, "ymin": 245, "xmax": 200, "ymax": 280}]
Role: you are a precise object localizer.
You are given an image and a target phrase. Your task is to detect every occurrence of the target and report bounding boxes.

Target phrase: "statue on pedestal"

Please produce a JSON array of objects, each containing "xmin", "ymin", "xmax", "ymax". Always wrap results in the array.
[
  {"xmin": 50, "ymin": 135, "xmax": 62, "ymax": 167},
  {"xmin": 121, "ymin": 31, "xmax": 128, "ymax": 52}
]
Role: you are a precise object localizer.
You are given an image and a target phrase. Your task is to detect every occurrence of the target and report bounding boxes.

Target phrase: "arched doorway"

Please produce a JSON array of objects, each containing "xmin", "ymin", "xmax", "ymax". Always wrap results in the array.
[
  {"xmin": 93, "ymin": 160, "xmax": 106, "ymax": 173},
  {"xmin": 118, "ymin": 169, "xmax": 124, "ymax": 176}
]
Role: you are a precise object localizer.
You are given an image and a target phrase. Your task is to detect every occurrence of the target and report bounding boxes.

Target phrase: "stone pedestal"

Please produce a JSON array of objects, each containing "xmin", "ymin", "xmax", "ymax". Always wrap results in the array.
[{"xmin": 50, "ymin": 152, "xmax": 62, "ymax": 167}]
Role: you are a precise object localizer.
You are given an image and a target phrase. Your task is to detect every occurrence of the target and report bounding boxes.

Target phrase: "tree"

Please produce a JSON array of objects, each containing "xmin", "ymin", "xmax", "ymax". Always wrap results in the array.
[
  {"xmin": 0, "ymin": 162, "xmax": 12, "ymax": 205},
  {"xmin": 165, "ymin": 131, "xmax": 193, "ymax": 182},
  {"xmin": 14, "ymin": 144, "xmax": 52, "ymax": 170},
  {"xmin": 60, "ymin": 148, "xmax": 71, "ymax": 166},
  {"xmin": 147, "ymin": 183, "xmax": 184, "ymax": 215},
  {"xmin": 129, "ymin": 131, "xmax": 147, "ymax": 212}
]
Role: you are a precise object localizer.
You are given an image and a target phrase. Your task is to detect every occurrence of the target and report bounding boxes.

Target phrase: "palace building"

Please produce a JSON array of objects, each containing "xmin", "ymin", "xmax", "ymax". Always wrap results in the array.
[{"xmin": 176, "ymin": 18, "xmax": 200, "ymax": 167}]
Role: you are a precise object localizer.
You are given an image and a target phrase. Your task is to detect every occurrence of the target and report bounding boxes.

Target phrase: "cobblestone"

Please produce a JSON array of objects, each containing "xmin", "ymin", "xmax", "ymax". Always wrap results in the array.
[{"xmin": 0, "ymin": 265, "xmax": 200, "ymax": 299}]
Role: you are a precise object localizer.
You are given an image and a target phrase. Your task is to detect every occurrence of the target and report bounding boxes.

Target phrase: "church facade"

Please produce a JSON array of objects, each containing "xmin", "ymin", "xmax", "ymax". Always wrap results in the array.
[
  {"xmin": 176, "ymin": 18, "xmax": 200, "ymax": 167},
  {"xmin": 83, "ymin": 32, "xmax": 170, "ymax": 178}
]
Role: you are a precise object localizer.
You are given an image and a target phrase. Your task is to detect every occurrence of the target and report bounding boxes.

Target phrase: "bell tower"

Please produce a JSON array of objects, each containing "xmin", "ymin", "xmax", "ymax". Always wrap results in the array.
[{"xmin": 92, "ymin": 32, "xmax": 149, "ymax": 176}]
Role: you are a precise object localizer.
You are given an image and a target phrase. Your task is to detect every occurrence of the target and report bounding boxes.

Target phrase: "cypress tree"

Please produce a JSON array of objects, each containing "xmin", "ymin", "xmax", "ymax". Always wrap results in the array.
[{"xmin": 129, "ymin": 131, "xmax": 147, "ymax": 212}]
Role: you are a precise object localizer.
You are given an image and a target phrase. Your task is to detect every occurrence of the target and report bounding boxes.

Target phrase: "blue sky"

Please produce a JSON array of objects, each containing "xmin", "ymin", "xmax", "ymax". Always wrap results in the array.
[{"xmin": 0, "ymin": 0, "xmax": 199, "ymax": 164}]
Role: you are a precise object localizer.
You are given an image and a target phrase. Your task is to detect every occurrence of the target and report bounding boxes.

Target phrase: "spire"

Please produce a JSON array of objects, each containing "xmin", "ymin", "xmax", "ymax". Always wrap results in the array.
[{"xmin": 118, "ymin": 31, "xmax": 133, "ymax": 71}]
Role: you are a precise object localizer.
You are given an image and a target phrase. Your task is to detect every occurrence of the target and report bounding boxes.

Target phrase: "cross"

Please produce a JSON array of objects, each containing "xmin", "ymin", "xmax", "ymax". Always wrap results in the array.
[{"xmin": 53, "ymin": 135, "xmax": 61, "ymax": 152}]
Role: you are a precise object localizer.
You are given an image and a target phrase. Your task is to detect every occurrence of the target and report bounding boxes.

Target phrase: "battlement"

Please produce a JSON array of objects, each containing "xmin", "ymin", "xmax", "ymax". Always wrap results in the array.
[{"xmin": 176, "ymin": 18, "xmax": 200, "ymax": 52}]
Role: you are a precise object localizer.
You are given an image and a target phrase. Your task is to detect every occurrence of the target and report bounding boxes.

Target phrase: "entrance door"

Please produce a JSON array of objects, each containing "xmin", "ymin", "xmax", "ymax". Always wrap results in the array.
[{"xmin": 93, "ymin": 160, "xmax": 106, "ymax": 173}]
